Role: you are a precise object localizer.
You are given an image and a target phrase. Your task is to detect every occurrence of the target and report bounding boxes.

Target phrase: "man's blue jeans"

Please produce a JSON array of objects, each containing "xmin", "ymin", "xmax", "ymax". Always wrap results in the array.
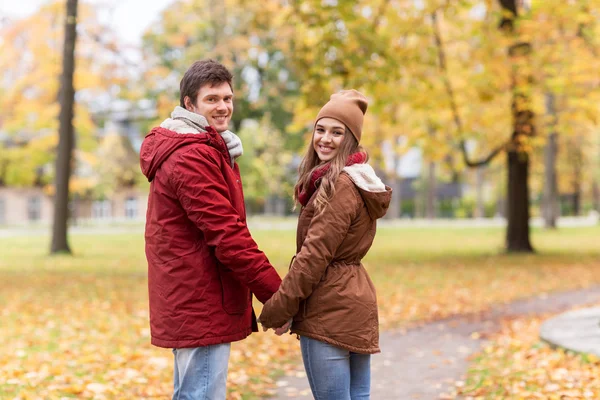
[
  {"xmin": 172, "ymin": 343, "xmax": 231, "ymax": 400},
  {"xmin": 300, "ymin": 336, "xmax": 371, "ymax": 400}
]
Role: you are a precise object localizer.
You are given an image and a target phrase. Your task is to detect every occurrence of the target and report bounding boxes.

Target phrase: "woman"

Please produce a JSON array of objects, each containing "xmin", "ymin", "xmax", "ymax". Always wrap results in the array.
[{"xmin": 259, "ymin": 90, "xmax": 392, "ymax": 399}]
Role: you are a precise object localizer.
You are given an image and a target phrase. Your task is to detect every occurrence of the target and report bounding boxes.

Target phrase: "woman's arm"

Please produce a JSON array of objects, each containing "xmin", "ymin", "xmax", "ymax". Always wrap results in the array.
[{"xmin": 259, "ymin": 174, "xmax": 360, "ymax": 328}]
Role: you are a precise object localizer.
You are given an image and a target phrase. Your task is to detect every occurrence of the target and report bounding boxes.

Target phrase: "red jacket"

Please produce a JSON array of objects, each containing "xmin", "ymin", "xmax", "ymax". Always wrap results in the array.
[{"xmin": 140, "ymin": 126, "xmax": 281, "ymax": 348}]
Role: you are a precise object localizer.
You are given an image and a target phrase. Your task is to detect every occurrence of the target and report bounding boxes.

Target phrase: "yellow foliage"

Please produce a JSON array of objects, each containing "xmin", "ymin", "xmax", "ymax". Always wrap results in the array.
[{"xmin": 0, "ymin": 0, "xmax": 125, "ymax": 186}]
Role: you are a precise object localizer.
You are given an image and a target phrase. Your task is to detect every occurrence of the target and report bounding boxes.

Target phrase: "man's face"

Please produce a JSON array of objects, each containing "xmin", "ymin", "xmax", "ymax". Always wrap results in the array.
[{"xmin": 185, "ymin": 81, "xmax": 233, "ymax": 133}]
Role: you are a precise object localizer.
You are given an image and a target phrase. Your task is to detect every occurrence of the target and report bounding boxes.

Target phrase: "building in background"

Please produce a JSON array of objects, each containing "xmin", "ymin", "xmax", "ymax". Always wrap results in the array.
[
  {"xmin": 0, "ymin": 102, "xmax": 154, "ymax": 226},
  {"xmin": 0, "ymin": 186, "xmax": 148, "ymax": 226}
]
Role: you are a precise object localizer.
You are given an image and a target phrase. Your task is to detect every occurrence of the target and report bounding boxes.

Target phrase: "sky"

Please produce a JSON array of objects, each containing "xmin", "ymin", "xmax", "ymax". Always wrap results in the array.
[{"xmin": 0, "ymin": 0, "xmax": 174, "ymax": 46}]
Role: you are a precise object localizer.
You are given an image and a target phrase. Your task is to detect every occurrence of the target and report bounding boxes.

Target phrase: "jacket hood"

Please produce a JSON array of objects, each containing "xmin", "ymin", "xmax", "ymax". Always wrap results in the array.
[
  {"xmin": 158, "ymin": 106, "xmax": 243, "ymax": 168},
  {"xmin": 140, "ymin": 126, "xmax": 223, "ymax": 181},
  {"xmin": 343, "ymin": 164, "xmax": 392, "ymax": 219}
]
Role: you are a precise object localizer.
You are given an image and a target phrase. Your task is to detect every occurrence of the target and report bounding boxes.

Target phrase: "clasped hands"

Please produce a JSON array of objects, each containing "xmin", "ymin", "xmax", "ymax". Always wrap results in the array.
[{"xmin": 260, "ymin": 319, "xmax": 292, "ymax": 336}]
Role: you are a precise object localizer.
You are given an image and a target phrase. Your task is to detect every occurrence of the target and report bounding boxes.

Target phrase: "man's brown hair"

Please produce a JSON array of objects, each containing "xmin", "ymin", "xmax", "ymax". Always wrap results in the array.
[{"xmin": 179, "ymin": 59, "xmax": 233, "ymax": 109}]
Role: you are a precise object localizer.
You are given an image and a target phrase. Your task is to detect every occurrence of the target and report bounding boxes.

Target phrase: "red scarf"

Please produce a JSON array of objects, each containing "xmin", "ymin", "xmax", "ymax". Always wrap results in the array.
[{"xmin": 297, "ymin": 152, "xmax": 367, "ymax": 206}]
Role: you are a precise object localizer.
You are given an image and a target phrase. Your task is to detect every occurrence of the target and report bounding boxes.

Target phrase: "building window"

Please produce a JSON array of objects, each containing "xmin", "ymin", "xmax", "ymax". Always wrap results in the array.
[
  {"xmin": 92, "ymin": 200, "xmax": 111, "ymax": 219},
  {"xmin": 27, "ymin": 196, "xmax": 42, "ymax": 221},
  {"xmin": 125, "ymin": 197, "xmax": 137, "ymax": 219},
  {"xmin": 0, "ymin": 198, "xmax": 5, "ymax": 225}
]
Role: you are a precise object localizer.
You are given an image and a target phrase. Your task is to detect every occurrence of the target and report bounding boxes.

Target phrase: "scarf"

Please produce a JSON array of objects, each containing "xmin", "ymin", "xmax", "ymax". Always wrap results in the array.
[
  {"xmin": 297, "ymin": 152, "xmax": 367, "ymax": 206},
  {"xmin": 160, "ymin": 106, "xmax": 243, "ymax": 167}
]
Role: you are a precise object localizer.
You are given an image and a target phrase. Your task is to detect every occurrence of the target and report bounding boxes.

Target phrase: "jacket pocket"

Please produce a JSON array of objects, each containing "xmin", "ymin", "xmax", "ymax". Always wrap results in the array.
[{"xmin": 217, "ymin": 266, "xmax": 250, "ymax": 315}]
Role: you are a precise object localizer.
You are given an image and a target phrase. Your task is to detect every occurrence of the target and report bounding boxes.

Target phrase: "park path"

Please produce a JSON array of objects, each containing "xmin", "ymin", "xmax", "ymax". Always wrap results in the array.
[{"xmin": 268, "ymin": 286, "xmax": 600, "ymax": 399}]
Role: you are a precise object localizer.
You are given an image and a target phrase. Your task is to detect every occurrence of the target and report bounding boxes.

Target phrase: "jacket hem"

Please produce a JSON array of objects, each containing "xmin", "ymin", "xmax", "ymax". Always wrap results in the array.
[
  {"xmin": 291, "ymin": 329, "xmax": 380, "ymax": 355},
  {"xmin": 151, "ymin": 328, "xmax": 252, "ymax": 349}
]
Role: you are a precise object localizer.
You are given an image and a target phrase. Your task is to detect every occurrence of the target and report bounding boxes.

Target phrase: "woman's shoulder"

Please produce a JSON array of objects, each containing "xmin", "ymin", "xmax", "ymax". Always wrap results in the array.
[
  {"xmin": 341, "ymin": 163, "xmax": 387, "ymax": 192},
  {"xmin": 333, "ymin": 171, "xmax": 362, "ymax": 204}
]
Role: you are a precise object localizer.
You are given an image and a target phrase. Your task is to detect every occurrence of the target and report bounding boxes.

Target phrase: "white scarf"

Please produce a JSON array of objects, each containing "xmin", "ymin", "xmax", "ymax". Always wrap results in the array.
[{"xmin": 160, "ymin": 106, "xmax": 243, "ymax": 167}]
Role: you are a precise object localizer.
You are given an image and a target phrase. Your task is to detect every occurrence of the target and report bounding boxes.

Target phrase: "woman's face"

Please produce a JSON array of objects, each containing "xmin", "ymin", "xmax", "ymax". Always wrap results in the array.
[{"xmin": 313, "ymin": 117, "xmax": 346, "ymax": 162}]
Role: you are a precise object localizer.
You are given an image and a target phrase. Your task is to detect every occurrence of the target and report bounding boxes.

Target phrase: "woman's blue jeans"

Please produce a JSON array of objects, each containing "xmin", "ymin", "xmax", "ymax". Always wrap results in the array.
[
  {"xmin": 300, "ymin": 336, "xmax": 371, "ymax": 400},
  {"xmin": 172, "ymin": 343, "xmax": 231, "ymax": 400}
]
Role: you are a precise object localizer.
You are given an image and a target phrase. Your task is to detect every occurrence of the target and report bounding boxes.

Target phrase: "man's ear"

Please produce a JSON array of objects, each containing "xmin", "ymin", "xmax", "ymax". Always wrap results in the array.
[{"xmin": 183, "ymin": 96, "xmax": 194, "ymax": 111}]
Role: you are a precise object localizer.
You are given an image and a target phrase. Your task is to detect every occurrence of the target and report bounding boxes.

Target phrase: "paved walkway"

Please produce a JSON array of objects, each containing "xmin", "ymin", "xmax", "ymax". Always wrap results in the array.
[
  {"xmin": 540, "ymin": 306, "xmax": 600, "ymax": 356},
  {"xmin": 269, "ymin": 286, "xmax": 600, "ymax": 399}
]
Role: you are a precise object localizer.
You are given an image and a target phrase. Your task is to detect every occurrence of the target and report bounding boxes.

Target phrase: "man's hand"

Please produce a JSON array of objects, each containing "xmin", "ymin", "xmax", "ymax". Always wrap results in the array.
[
  {"xmin": 274, "ymin": 319, "xmax": 292, "ymax": 336},
  {"xmin": 257, "ymin": 318, "xmax": 269, "ymax": 332}
]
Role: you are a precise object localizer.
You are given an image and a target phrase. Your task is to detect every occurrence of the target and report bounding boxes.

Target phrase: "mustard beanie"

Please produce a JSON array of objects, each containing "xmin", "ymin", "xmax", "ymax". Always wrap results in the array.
[{"xmin": 315, "ymin": 90, "xmax": 368, "ymax": 143}]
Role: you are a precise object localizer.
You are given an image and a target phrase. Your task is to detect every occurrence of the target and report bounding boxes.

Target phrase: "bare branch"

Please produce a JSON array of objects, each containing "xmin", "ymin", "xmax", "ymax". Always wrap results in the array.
[
  {"xmin": 373, "ymin": 0, "xmax": 390, "ymax": 29},
  {"xmin": 82, "ymin": 30, "xmax": 139, "ymax": 68},
  {"xmin": 576, "ymin": 4, "xmax": 598, "ymax": 57},
  {"xmin": 430, "ymin": 9, "xmax": 507, "ymax": 168}
]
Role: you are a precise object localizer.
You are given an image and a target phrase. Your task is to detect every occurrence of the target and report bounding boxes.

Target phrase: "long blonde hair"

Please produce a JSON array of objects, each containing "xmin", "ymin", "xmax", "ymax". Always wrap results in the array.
[{"xmin": 294, "ymin": 127, "xmax": 367, "ymax": 212}]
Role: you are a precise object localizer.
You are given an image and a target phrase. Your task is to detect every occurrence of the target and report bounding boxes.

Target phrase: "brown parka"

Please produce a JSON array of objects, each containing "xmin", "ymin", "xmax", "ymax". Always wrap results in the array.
[{"xmin": 259, "ymin": 164, "xmax": 392, "ymax": 354}]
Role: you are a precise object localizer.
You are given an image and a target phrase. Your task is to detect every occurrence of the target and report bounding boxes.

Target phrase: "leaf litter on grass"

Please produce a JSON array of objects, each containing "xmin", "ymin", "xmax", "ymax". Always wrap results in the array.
[
  {"xmin": 2, "ymin": 227, "xmax": 600, "ymax": 398},
  {"xmin": 0, "ymin": 271, "xmax": 304, "ymax": 399},
  {"xmin": 458, "ymin": 308, "xmax": 600, "ymax": 399}
]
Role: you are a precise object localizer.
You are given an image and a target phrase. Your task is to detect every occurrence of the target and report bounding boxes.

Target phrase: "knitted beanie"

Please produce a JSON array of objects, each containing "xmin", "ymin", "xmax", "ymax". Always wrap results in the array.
[{"xmin": 315, "ymin": 90, "xmax": 368, "ymax": 143}]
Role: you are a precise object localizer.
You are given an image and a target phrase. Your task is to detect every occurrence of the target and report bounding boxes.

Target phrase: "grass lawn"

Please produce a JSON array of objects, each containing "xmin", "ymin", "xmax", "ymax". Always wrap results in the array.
[{"xmin": 0, "ymin": 224, "xmax": 599, "ymax": 398}]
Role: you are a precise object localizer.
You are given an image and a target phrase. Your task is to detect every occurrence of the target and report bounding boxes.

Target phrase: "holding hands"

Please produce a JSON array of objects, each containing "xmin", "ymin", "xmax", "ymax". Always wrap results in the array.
[{"xmin": 260, "ymin": 319, "xmax": 292, "ymax": 336}]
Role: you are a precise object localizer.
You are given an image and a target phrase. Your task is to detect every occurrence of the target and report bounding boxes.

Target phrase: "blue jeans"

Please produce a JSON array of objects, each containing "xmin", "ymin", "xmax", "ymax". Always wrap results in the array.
[
  {"xmin": 172, "ymin": 343, "xmax": 231, "ymax": 400},
  {"xmin": 300, "ymin": 336, "xmax": 371, "ymax": 400}
]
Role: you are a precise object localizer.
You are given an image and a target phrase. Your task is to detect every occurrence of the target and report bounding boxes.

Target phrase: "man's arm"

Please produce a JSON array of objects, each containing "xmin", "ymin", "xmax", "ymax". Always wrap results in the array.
[{"xmin": 171, "ymin": 145, "xmax": 281, "ymax": 303}]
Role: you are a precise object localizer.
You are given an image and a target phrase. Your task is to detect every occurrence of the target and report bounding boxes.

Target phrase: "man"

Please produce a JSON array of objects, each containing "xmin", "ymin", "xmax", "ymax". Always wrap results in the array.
[{"xmin": 140, "ymin": 59, "xmax": 282, "ymax": 399}]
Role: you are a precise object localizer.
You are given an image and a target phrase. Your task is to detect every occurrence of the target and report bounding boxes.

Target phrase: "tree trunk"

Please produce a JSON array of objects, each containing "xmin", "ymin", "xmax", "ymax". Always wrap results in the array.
[
  {"xmin": 506, "ymin": 148, "xmax": 533, "ymax": 251},
  {"xmin": 543, "ymin": 132, "xmax": 559, "ymax": 228},
  {"xmin": 387, "ymin": 174, "xmax": 401, "ymax": 219},
  {"xmin": 572, "ymin": 191, "xmax": 581, "ymax": 216},
  {"xmin": 496, "ymin": 196, "xmax": 505, "ymax": 218},
  {"xmin": 500, "ymin": 0, "xmax": 534, "ymax": 252},
  {"xmin": 415, "ymin": 181, "xmax": 424, "ymax": 219},
  {"xmin": 505, "ymin": 76, "xmax": 534, "ymax": 252},
  {"xmin": 571, "ymin": 136, "xmax": 583, "ymax": 216},
  {"xmin": 274, "ymin": 196, "xmax": 286, "ymax": 216},
  {"xmin": 475, "ymin": 167, "xmax": 485, "ymax": 218},
  {"xmin": 593, "ymin": 181, "xmax": 600, "ymax": 212},
  {"xmin": 426, "ymin": 125, "xmax": 436, "ymax": 219},
  {"xmin": 0, "ymin": 159, "xmax": 8, "ymax": 186},
  {"xmin": 385, "ymin": 148, "xmax": 402, "ymax": 219},
  {"xmin": 51, "ymin": 0, "xmax": 78, "ymax": 254},
  {"xmin": 426, "ymin": 161, "xmax": 436, "ymax": 219},
  {"xmin": 543, "ymin": 93, "xmax": 559, "ymax": 229},
  {"xmin": 494, "ymin": 166, "xmax": 506, "ymax": 218},
  {"xmin": 264, "ymin": 196, "xmax": 274, "ymax": 215},
  {"xmin": 71, "ymin": 193, "xmax": 78, "ymax": 227}
]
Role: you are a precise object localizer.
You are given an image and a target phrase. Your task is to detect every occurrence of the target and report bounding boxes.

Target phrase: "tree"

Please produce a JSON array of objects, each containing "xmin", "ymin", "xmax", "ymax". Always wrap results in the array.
[
  {"xmin": 0, "ymin": 0, "xmax": 126, "ymax": 191},
  {"xmin": 95, "ymin": 131, "xmax": 140, "ymax": 199},
  {"xmin": 137, "ymin": 0, "xmax": 304, "ymax": 205},
  {"xmin": 140, "ymin": 0, "xmax": 298, "ymax": 134},
  {"xmin": 430, "ymin": 0, "xmax": 533, "ymax": 251},
  {"xmin": 51, "ymin": 0, "xmax": 78, "ymax": 254},
  {"xmin": 532, "ymin": 0, "xmax": 600, "ymax": 223},
  {"xmin": 237, "ymin": 116, "xmax": 294, "ymax": 213},
  {"xmin": 498, "ymin": 0, "xmax": 535, "ymax": 252},
  {"xmin": 542, "ymin": 93, "xmax": 559, "ymax": 228}
]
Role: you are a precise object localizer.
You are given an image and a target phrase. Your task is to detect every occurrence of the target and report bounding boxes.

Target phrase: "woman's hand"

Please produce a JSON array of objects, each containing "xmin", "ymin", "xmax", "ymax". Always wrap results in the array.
[
  {"xmin": 259, "ymin": 318, "xmax": 292, "ymax": 335},
  {"xmin": 273, "ymin": 319, "xmax": 292, "ymax": 336}
]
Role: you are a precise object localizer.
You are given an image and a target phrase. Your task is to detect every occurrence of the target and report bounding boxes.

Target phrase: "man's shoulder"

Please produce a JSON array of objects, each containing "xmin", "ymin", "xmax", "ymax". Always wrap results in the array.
[
  {"xmin": 174, "ymin": 140, "xmax": 222, "ymax": 161},
  {"xmin": 168, "ymin": 142, "xmax": 226, "ymax": 180}
]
